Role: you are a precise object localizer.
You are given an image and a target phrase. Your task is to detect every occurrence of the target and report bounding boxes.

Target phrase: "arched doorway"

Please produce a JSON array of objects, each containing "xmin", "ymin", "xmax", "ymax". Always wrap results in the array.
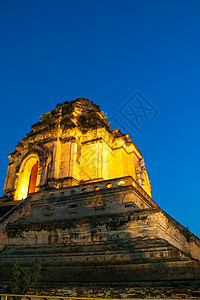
[
  {"xmin": 15, "ymin": 154, "xmax": 40, "ymax": 200},
  {"xmin": 143, "ymin": 171, "xmax": 151, "ymax": 196}
]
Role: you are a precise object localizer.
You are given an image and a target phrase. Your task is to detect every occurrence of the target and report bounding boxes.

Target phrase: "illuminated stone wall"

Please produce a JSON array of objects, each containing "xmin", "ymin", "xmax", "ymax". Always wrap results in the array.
[
  {"xmin": 0, "ymin": 98, "xmax": 200, "ymax": 295},
  {"xmin": 2, "ymin": 98, "xmax": 151, "ymax": 202}
]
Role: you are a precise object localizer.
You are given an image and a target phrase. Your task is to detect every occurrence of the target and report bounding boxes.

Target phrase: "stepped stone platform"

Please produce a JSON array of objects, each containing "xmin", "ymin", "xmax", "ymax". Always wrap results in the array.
[
  {"xmin": 0, "ymin": 98, "xmax": 200, "ymax": 298},
  {"xmin": 0, "ymin": 176, "xmax": 200, "ymax": 298}
]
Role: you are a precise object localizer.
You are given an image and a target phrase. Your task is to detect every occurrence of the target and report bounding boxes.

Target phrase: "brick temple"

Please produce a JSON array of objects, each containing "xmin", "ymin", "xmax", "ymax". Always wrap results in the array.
[{"xmin": 0, "ymin": 98, "xmax": 200, "ymax": 298}]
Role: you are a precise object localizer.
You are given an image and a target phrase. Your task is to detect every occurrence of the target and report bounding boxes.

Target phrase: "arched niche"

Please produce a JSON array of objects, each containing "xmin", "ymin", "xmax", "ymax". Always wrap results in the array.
[
  {"xmin": 15, "ymin": 154, "xmax": 40, "ymax": 200},
  {"xmin": 143, "ymin": 171, "xmax": 151, "ymax": 196}
]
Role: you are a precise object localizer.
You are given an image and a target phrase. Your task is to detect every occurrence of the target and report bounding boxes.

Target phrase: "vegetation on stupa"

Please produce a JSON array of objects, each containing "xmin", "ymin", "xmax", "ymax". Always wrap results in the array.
[{"xmin": 10, "ymin": 258, "xmax": 41, "ymax": 295}]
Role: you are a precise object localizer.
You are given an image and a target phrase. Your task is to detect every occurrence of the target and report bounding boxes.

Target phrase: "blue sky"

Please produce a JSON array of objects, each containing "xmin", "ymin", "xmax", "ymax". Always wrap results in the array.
[{"xmin": 0, "ymin": 0, "xmax": 200, "ymax": 237}]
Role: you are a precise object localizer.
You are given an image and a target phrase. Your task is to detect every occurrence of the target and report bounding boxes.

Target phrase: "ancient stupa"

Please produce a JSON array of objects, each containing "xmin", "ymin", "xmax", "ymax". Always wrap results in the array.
[{"xmin": 0, "ymin": 98, "xmax": 200, "ymax": 298}]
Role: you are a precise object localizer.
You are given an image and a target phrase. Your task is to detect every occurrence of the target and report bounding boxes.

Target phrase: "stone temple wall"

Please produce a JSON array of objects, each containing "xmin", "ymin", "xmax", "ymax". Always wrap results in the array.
[
  {"xmin": 0, "ymin": 177, "xmax": 200, "ymax": 290},
  {"xmin": 0, "ymin": 99, "xmax": 200, "ymax": 298},
  {"xmin": 2, "ymin": 99, "xmax": 151, "ymax": 203}
]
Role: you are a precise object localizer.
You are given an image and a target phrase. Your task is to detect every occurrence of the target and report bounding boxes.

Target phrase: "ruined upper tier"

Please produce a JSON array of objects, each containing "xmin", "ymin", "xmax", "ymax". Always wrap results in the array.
[{"xmin": 2, "ymin": 98, "xmax": 151, "ymax": 202}]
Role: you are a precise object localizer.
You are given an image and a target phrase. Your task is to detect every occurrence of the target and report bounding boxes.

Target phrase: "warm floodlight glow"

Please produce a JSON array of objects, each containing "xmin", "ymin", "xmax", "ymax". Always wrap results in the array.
[
  {"xmin": 143, "ymin": 171, "xmax": 151, "ymax": 196},
  {"xmin": 118, "ymin": 180, "xmax": 125, "ymax": 186},
  {"xmin": 3, "ymin": 99, "xmax": 152, "ymax": 202},
  {"xmin": 15, "ymin": 154, "xmax": 40, "ymax": 200},
  {"xmin": 106, "ymin": 183, "xmax": 112, "ymax": 188}
]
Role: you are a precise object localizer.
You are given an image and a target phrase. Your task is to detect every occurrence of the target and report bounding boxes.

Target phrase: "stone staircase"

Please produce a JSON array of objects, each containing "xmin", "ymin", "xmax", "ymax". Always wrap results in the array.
[{"xmin": 0, "ymin": 195, "xmax": 32, "ymax": 252}]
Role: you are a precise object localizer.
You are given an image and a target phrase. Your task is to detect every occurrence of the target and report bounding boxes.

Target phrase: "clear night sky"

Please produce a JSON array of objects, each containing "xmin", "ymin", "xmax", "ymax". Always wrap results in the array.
[{"xmin": 0, "ymin": 0, "xmax": 200, "ymax": 237}]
